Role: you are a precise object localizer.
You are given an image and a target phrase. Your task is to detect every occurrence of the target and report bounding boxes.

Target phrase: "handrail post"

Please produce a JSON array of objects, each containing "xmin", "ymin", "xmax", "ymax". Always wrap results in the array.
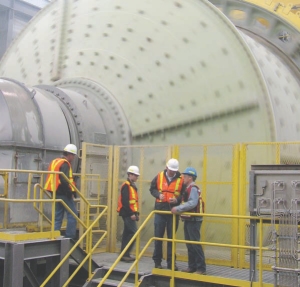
[
  {"xmin": 27, "ymin": 173, "xmax": 33, "ymax": 199},
  {"xmin": 3, "ymin": 172, "xmax": 9, "ymax": 228},
  {"xmin": 239, "ymin": 143, "xmax": 247, "ymax": 268},
  {"xmin": 259, "ymin": 218, "xmax": 263, "ymax": 287},
  {"xmin": 231, "ymin": 144, "xmax": 240, "ymax": 268},
  {"xmin": 80, "ymin": 142, "xmax": 87, "ymax": 249},
  {"xmin": 39, "ymin": 174, "xmax": 45, "ymax": 232},
  {"xmin": 170, "ymin": 213, "xmax": 176, "ymax": 286},
  {"xmin": 135, "ymin": 223, "xmax": 141, "ymax": 284}
]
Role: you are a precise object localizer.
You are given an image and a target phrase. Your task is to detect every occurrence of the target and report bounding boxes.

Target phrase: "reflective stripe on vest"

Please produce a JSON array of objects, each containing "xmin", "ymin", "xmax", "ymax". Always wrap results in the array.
[
  {"xmin": 156, "ymin": 171, "xmax": 183, "ymax": 203},
  {"xmin": 44, "ymin": 158, "xmax": 75, "ymax": 192},
  {"xmin": 117, "ymin": 181, "xmax": 139, "ymax": 212}
]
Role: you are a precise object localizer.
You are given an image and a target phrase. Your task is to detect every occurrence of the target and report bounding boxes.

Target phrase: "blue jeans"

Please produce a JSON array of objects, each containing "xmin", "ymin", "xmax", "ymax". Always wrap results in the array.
[
  {"xmin": 54, "ymin": 194, "xmax": 78, "ymax": 239},
  {"xmin": 153, "ymin": 213, "xmax": 179, "ymax": 265},
  {"xmin": 184, "ymin": 220, "xmax": 206, "ymax": 272},
  {"xmin": 120, "ymin": 216, "xmax": 137, "ymax": 257}
]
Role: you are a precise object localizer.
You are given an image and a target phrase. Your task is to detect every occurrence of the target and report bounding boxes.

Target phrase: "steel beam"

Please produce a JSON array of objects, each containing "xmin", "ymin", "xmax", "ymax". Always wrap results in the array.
[{"xmin": 3, "ymin": 242, "xmax": 24, "ymax": 286}]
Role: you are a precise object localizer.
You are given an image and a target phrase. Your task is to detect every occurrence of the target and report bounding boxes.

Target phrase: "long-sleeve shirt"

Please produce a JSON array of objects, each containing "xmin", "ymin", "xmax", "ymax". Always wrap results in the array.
[
  {"xmin": 57, "ymin": 160, "xmax": 73, "ymax": 197},
  {"xmin": 175, "ymin": 182, "xmax": 202, "ymax": 221},
  {"xmin": 149, "ymin": 169, "xmax": 185, "ymax": 211},
  {"xmin": 119, "ymin": 179, "xmax": 138, "ymax": 217}
]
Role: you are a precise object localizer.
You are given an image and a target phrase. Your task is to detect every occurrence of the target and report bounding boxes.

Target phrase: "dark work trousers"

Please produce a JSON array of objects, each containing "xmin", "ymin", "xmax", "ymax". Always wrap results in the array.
[
  {"xmin": 184, "ymin": 220, "xmax": 206, "ymax": 272},
  {"xmin": 153, "ymin": 213, "xmax": 179, "ymax": 265},
  {"xmin": 54, "ymin": 194, "xmax": 78, "ymax": 239},
  {"xmin": 120, "ymin": 216, "xmax": 137, "ymax": 257}
]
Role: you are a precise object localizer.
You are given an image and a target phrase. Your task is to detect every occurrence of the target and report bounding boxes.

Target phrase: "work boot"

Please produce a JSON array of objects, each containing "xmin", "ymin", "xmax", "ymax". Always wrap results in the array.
[
  {"xmin": 127, "ymin": 255, "xmax": 135, "ymax": 261},
  {"xmin": 182, "ymin": 267, "xmax": 196, "ymax": 273},
  {"xmin": 154, "ymin": 262, "xmax": 163, "ymax": 269},
  {"xmin": 121, "ymin": 256, "xmax": 133, "ymax": 262},
  {"xmin": 167, "ymin": 264, "xmax": 178, "ymax": 271},
  {"xmin": 194, "ymin": 270, "xmax": 206, "ymax": 275}
]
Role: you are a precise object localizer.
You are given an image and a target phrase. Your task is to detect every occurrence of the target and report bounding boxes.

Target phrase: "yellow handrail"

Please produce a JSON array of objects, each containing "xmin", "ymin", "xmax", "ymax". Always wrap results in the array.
[
  {"xmin": 0, "ymin": 168, "xmax": 108, "ymax": 286},
  {"xmin": 40, "ymin": 205, "xmax": 108, "ymax": 287},
  {"xmin": 98, "ymin": 211, "xmax": 270, "ymax": 287},
  {"xmin": 0, "ymin": 172, "xmax": 8, "ymax": 198},
  {"xmin": 32, "ymin": 183, "xmax": 52, "ymax": 226}
]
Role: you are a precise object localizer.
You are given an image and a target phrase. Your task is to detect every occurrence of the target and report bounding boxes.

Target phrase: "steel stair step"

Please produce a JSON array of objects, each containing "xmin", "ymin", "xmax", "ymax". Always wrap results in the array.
[{"xmin": 90, "ymin": 278, "xmax": 135, "ymax": 287}]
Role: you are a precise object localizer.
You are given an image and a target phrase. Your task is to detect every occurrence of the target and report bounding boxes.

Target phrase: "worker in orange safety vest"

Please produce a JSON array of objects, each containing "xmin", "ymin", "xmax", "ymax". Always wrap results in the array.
[
  {"xmin": 149, "ymin": 158, "xmax": 186, "ymax": 270},
  {"xmin": 44, "ymin": 144, "xmax": 78, "ymax": 239},
  {"xmin": 117, "ymin": 165, "xmax": 140, "ymax": 262}
]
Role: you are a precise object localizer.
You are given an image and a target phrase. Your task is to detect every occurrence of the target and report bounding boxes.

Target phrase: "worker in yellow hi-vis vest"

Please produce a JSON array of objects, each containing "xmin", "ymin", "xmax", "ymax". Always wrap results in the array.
[{"xmin": 44, "ymin": 144, "xmax": 78, "ymax": 239}]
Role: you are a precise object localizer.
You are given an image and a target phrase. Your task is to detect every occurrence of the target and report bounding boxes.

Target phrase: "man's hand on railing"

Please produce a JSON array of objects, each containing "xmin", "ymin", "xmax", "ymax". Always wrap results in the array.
[{"xmin": 171, "ymin": 207, "xmax": 179, "ymax": 214}]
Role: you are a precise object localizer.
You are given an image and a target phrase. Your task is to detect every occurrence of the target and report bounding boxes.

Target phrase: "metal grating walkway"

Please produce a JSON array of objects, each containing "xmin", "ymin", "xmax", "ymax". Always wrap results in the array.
[{"xmin": 92, "ymin": 253, "xmax": 274, "ymax": 285}]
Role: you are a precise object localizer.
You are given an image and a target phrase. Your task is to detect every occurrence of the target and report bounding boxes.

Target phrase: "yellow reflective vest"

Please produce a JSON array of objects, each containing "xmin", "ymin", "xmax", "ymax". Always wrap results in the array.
[
  {"xmin": 117, "ymin": 180, "xmax": 139, "ymax": 213},
  {"xmin": 44, "ymin": 158, "xmax": 75, "ymax": 192},
  {"xmin": 156, "ymin": 171, "xmax": 183, "ymax": 203}
]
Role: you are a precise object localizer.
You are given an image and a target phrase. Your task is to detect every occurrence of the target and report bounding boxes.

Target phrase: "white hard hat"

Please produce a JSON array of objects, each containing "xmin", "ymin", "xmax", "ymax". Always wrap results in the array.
[
  {"xmin": 166, "ymin": 158, "xmax": 179, "ymax": 171},
  {"xmin": 127, "ymin": 165, "xmax": 140, "ymax": 175},
  {"xmin": 63, "ymin": 144, "xmax": 77, "ymax": 155}
]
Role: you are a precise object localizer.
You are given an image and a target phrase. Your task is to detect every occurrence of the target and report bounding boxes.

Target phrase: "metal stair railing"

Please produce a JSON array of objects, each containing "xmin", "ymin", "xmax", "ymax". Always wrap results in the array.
[
  {"xmin": 95, "ymin": 211, "xmax": 271, "ymax": 287},
  {"xmin": 40, "ymin": 205, "xmax": 107, "ymax": 287},
  {"xmin": 0, "ymin": 168, "xmax": 108, "ymax": 286}
]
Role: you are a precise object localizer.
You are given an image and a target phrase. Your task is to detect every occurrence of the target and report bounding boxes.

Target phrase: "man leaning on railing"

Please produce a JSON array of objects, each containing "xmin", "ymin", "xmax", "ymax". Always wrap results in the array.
[{"xmin": 171, "ymin": 167, "xmax": 206, "ymax": 275}]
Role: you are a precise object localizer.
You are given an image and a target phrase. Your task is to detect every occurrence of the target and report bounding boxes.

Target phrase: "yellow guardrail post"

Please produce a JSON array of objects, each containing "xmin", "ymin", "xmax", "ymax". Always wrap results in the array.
[
  {"xmin": 171, "ymin": 145, "xmax": 179, "ymax": 159},
  {"xmin": 27, "ymin": 173, "xmax": 33, "ymax": 199},
  {"xmin": 0, "ymin": 172, "xmax": 8, "ymax": 198},
  {"xmin": 259, "ymin": 218, "xmax": 263, "ymax": 287},
  {"xmin": 239, "ymin": 143, "xmax": 247, "ymax": 268},
  {"xmin": 135, "ymin": 217, "xmax": 141, "ymax": 284},
  {"xmin": 106, "ymin": 144, "xmax": 114, "ymax": 252},
  {"xmin": 170, "ymin": 213, "xmax": 177, "ymax": 287},
  {"xmin": 39, "ymin": 174, "xmax": 45, "ymax": 232},
  {"xmin": 80, "ymin": 142, "xmax": 87, "ymax": 249},
  {"xmin": 110, "ymin": 145, "xmax": 120, "ymax": 252},
  {"xmin": 51, "ymin": 173, "xmax": 57, "ymax": 240},
  {"xmin": 231, "ymin": 144, "xmax": 240, "ymax": 268},
  {"xmin": 202, "ymin": 145, "xmax": 208, "ymax": 254},
  {"xmin": 0, "ymin": 172, "xmax": 9, "ymax": 228}
]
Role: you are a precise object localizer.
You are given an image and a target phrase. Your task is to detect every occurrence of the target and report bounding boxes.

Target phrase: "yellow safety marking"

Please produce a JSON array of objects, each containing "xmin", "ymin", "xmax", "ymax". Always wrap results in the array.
[
  {"xmin": 0, "ymin": 231, "xmax": 61, "ymax": 241},
  {"xmin": 174, "ymin": 177, "xmax": 181, "ymax": 191},
  {"xmin": 247, "ymin": 0, "xmax": 300, "ymax": 30},
  {"xmin": 152, "ymin": 269, "xmax": 273, "ymax": 287},
  {"xmin": 159, "ymin": 171, "xmax": 163, "ymax": 191}
]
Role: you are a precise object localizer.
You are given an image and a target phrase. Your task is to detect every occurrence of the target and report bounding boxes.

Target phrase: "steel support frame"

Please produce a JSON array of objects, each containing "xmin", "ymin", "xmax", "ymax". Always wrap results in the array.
[{"xmin": 0, "ymin": 238, "xmax": 69, "ymax": 287}]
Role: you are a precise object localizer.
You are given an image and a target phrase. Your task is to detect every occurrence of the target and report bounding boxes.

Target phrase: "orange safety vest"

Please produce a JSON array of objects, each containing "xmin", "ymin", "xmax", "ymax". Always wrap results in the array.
[
  {"xmin": 181, "ymin": 184, "xmax": 204, "ymax": 220},
  {"xmin": 117, "ymin": 181, "xmax": 139, "ymax": 213},
  {"xmin": 156, "ymin": 171, "xmax": 183, "ymax": 203},
  {"xmin": 44, "ymin": 158, "xmax": 75, "ymax": 192}
]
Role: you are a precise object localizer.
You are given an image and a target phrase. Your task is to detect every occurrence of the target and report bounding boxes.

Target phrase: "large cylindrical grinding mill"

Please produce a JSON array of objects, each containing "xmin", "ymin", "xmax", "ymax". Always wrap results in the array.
[
  {"xmin": 0, "ymin": 0, "xmax": 299, "ymax": 224},
  {"xmin": 1, "ymin": 0, "xmax": 300, "ymax": 149}
]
